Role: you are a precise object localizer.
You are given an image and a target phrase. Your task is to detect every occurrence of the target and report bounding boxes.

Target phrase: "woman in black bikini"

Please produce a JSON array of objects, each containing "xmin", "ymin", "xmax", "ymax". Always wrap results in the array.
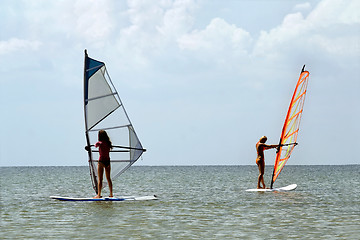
[{"xmin": 94, "ymin": 130, "xmax": 113, "ymax": 198}]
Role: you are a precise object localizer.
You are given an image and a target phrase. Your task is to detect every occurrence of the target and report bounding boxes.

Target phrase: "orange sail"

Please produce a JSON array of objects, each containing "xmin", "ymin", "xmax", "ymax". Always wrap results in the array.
[{"xmin": 270, "ymin": 65, "xmax": 310, "ymax": 188}]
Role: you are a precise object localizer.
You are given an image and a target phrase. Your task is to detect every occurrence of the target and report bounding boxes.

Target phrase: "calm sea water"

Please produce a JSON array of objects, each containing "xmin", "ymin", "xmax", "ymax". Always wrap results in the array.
[{"xmin": 1, "ymin": 165, "xmax": 359, "ymax": 239}]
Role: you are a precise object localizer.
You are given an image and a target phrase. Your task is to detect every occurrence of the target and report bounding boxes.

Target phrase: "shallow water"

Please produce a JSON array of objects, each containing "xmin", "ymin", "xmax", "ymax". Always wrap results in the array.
[{"xmin": 1, "ymin": 165, "xmax": 359, "ymax": 239}]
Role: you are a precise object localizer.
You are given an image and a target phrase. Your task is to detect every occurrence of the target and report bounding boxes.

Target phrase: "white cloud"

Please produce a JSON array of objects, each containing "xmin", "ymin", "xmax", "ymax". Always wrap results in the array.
[
  {"xmin": 125, "ymin": 0, "xmax": 167, "ymax": 31},
  {"xmin": 253, "ymin": 12, "xmax": 307, "ymax": 58},
  {"xmin": 172, "ymin": 0, "xmax": 359, "ymax": 66},
  {"xmin": 293, "ymin": 2, "xmax": 311, "ymax": 11},
  {"xmin": 0, "ymin": 38, "xmax": 42, "ymax": 55},
  {"xmin": 112, "ymin": 0, "xmax": 198, "ymax": 69},
  {"xmin": 120, "ymin": 0, "xmax": 196, "ymax": 44},
  {"xmin": 0, "ymin": 0, "xmax": 117, "ymax": 51},
  {"xmin": 308, "ymin": 34, "xmax": 359, "ymax": 56},
  {"xmin": 156, "ymin": 0, "xmax": 197, "ymax": 38},
  {"xmin": 178, "ymin": 18, "xmax": 252, "ymax": 55},
  {"xmin": 72, "ymin": 0, "xmax": 114, "ymax": 43},
  {"xmin": 308, "ymin": 0, "xmax": 360, "ymax": 25},
  {"xmin": 253, "ymin": 0, "xmax": 360, "ymax": 59}
]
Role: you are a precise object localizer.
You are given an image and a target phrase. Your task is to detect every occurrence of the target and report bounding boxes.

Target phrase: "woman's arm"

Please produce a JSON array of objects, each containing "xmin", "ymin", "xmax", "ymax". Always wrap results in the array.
[{"xmin": 264, "ymin": 144, "xmax": 278, "ymax": 150}]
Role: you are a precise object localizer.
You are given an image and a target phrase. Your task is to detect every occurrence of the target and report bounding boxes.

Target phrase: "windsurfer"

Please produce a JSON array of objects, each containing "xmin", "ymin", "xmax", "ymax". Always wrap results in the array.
[
  {"xmin": 93, "ymin": 130, "xmax": 113, "ymax": 198},
  {"xmin": 256, "ymin": 136, "xmax": 279, "ymax": 189}
]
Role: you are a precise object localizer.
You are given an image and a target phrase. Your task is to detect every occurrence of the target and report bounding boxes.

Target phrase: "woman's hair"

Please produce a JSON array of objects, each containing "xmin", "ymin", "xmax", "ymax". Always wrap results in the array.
[
  {"xmin": 98, "ymin": 130, "xmax": 113, "ymax": 148},
  {"xmin": 259, "ymin": 136, "xmax": 267, "ymax": 143}
]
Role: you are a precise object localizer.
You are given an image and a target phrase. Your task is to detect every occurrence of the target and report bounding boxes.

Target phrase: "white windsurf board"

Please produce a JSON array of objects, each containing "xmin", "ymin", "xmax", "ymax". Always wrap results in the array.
[
  {"xmin": 245, "ymin": 184, "xmax": 297, "ymax": 192},
  {"xmin": 50, "ymin": 195, "xmax": 158, "ymax": 201}
]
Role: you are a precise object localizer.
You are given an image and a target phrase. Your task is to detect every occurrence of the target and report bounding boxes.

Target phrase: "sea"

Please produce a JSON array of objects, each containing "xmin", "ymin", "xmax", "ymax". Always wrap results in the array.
[{"xmin": 1, "ymin": 165, "xmax": 359, "ymax": 239}]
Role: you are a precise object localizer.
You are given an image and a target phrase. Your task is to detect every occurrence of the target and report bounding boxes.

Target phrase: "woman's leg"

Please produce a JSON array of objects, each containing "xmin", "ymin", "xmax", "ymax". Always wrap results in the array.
[
  {"xmin": 257, "ymin": 160, "xmax": 262, "ymax": 189},
  {"xmin": 259, "ymin": 161, "xmax": 266, "ymax": 189},
  {"xmin": 105, "ymin": 165, "xmax": 113, "ymax": 197},
  {"xmin": 94, "ymin": 163, "xmax": 104, "ymax": 198}
]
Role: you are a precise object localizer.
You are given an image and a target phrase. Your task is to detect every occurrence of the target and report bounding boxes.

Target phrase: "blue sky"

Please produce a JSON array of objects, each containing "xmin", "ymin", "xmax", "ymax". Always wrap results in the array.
[{"xmin": 1, "ymin": 0, "xmax": 359, "ymax": 166}]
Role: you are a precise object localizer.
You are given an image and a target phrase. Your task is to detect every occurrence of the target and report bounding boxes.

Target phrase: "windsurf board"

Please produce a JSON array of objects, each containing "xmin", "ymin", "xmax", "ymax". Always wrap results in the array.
[
  {"xmin": 50, "ymin": 195, "xmax": 158, "ymax": 201},
  {"xmin": 245, "ymin": 184, "xmax": 297, "ymax": 192}
]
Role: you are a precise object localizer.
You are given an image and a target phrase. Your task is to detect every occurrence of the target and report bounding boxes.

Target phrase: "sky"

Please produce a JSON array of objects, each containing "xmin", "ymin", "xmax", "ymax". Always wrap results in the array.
[{"xmin": 1, "ymin": 0, "xmax": 359, "ymax": 167}]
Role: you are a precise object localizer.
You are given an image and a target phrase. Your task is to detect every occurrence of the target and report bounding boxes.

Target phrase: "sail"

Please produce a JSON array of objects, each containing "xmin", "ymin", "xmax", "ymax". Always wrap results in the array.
[
  {"xmin": 270, "ymin": 65, "xmax": 309, "ymax": 188},
  {"xmin": 83, "ymin": 50, "xmax": 146, "ymax": 194}
]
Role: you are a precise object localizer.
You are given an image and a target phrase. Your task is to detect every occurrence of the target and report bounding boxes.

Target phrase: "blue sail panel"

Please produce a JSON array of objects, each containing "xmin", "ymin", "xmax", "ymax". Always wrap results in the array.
[
  {"xmin": 85, "ymin": 57, "xmax": 105, "ymax": 80},
  {"xmin": 84, "ymin": 56, "xmax": 105, "ymax": 105}
]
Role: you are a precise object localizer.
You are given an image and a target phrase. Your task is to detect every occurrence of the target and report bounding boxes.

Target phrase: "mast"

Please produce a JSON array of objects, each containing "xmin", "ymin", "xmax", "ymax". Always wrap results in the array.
[
  {"xmin": 270, "ymin": 137, "xmax": 282, "ymax": 189},
  {"xmin": 84, "ymin": 49, "xmax": 98, "ymax": 194}
]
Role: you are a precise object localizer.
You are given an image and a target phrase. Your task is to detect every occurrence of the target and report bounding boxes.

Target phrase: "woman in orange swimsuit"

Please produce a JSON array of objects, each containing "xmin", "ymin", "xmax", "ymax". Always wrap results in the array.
[{"xmin": 256, "ymin": 136, "xmax": 278, "ymax": 189}]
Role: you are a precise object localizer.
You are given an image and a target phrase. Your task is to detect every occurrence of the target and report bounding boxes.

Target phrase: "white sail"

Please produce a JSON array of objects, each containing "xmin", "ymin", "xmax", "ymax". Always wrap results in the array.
[{"xmin": 83, "ymin": 50, "xmax": 146, "ymax": 194}]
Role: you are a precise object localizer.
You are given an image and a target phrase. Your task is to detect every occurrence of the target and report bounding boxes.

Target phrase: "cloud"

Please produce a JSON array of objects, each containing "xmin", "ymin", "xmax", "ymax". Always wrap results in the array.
[
  {"xmin": 253, "ymin": 12, "xmax": 307, "ymax": 58},
  {"xmin": 122, "ymin": 0, "xmax": 197, "ymax": 37},
  {"xmin": 253, "ymin": 0, "xmax": 360, "ymax": 60},
  {"xmin": 156, "ymin": 0, "xmax": 197, "ymax": 38},
  {"xmin": 71, "ymin": 0, "xmax": 115, "ymax": 44},
  {"xmin": 293, "ymin": 2, "xmax": 311, "ymax": 11},
  {"xmin": 307, "ymin": 0, "xmax": 360, "ymax": 25},
  {"xmin": 111, "ymin": 0, "xmax": 198, "ymax": 69},
  {"xmin": 0, "ymin": 38, "xmax": 42, "ymax": 55},
  {"xmin": 172, "ymin": 0, "xmax": 359, "ymax": 78},
  {"xmin": 178, "ymin": 18, "xmax": 252, "ymax": 55}
]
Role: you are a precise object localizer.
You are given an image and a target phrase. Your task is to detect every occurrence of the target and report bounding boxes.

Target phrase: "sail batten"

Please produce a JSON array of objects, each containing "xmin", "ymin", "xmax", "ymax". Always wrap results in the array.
[
  {"xmin": 89, "ymin": 124, "xmax": 132, "ymax": 132},
  {"xmin": 270, "ymin": 65, "xmax": 309, "ymax": 189},
  {"xmin": 83, "ymin": 50, "xmax": 146, "ymax": 194},
  {"xmin": 86, "ymin": 92, "xmax": 119, "ymax": 102}
]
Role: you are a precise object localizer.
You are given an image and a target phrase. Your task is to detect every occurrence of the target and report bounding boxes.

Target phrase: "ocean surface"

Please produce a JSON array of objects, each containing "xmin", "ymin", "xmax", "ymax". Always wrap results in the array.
[{"xmin": 1, "ymin": 165, "xmax": 359, "ymax": 239}]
